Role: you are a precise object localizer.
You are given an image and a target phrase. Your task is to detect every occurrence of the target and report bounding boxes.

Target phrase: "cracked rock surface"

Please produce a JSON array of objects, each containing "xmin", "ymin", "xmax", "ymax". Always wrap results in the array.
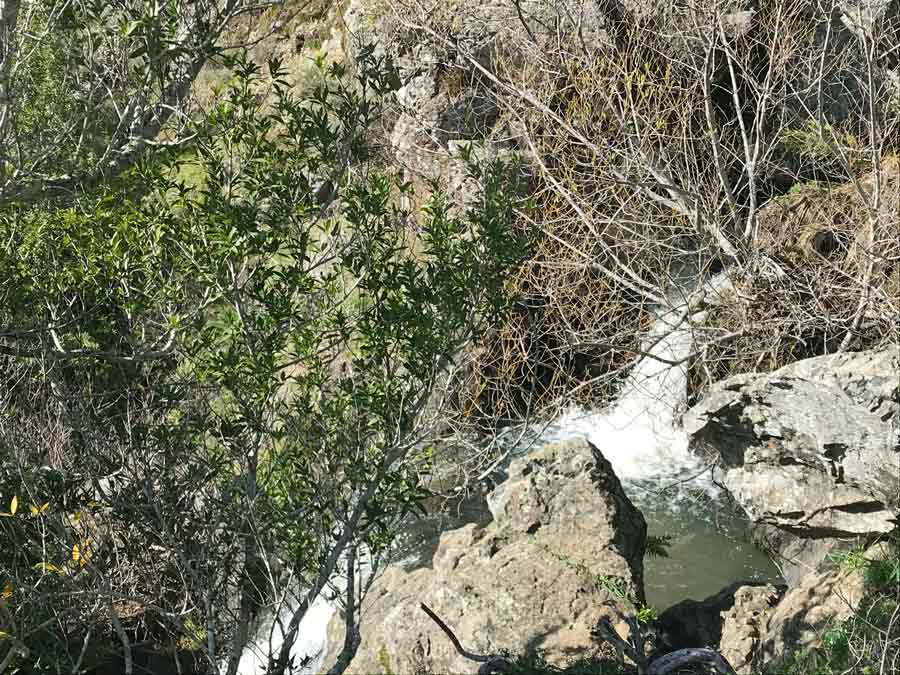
[
  {"xmin": 323, "ymin": 438, "xmax": 646, "ymax": 674},
  {"xmin": 684, "ymin": 348, "xmax": 900, "ymax": 582}
]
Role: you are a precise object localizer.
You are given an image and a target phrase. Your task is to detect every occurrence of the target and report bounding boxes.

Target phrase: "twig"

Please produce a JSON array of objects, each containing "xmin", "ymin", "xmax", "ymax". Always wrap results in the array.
[{"xmin": 420, "ymin": 603, "xmax": 512, "ymax": 674}]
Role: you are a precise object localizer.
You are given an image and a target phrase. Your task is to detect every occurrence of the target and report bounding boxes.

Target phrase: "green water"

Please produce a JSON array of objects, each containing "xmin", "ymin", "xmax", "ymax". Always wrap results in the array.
[{"xmin": 638, "ymin": 494, "xmax": 783, "ymax": 609}]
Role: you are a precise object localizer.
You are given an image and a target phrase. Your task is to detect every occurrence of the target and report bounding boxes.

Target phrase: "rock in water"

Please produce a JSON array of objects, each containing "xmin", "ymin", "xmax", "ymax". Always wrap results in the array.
[
  {"xmin": 684, "ymin": 348, "xmax": 900, "ymax": 582},
  {"xmin": 325, "ymin": 438, "xmax": 647, "ymax": 674}
]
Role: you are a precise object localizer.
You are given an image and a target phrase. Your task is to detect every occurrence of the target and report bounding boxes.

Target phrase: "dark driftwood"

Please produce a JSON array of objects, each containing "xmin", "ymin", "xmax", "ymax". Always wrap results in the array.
[
  {"xmin": 647, "ymin": 647, "xmax": 738, "ymax": 675},
  {"xmin": 597, "ymin": 600, "xmax": 739, "ymax": 675},
  {"xmin": 422, "ymin": 601, "xmax": 738, "ymax": 675}
]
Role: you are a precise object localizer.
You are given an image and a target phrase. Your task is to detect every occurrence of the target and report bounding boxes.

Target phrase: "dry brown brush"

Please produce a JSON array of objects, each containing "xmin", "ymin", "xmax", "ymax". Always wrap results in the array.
[{"xmin": 381, "ymin": 0, "xmax": 900, "ymax": 429}]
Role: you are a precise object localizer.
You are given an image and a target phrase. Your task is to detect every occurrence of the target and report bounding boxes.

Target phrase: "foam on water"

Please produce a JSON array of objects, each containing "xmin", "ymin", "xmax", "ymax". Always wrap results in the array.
[
  {"xmin": 234, "ymin": 589, "xmax": 332, "ymax": 675},
  {"xmin": 520, "ymin": 300, "xmax": 715, "ymax": 501}
]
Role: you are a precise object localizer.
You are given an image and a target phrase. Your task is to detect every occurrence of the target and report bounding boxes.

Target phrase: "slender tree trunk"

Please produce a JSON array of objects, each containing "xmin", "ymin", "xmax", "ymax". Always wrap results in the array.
[{"xmin": 0, "ymin": 0, "xmax": 20, "ymax": 182}]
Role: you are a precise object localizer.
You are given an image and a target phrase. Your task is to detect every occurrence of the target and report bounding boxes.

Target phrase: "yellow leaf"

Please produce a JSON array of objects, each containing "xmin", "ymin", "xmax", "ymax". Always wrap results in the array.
[
  {"xmin": 71, "ymin": 511, "xmax": 82, "ymax": 524},
  {"xmin": 0, "ymin": 630, "xmax": 8, "ymax": 639},
  {"xmin": 70, "ymin": 539, "xmax": 92, "ymax": 567},
  {"xmin": 29, "ymin": 501, "xmax": 50, "ymax": 516},
  {"xmin": 1, "ymin": 583, "xmax": 11, "ymax": 599},
  {"xmin": 35, "ymin": 562, "xmax": 62, "ymax": 574},
  {"xmin": 9, "ymin": 496, "xmax": 17, "ymax": 516}
]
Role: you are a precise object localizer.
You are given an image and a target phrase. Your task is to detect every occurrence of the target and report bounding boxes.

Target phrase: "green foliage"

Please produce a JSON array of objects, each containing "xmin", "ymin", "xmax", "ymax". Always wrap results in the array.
[
  {"xmin": 10, "ymin": 9, "xmax": 81, "ymax": 168},
  {"xmin": 645, "ymin": 534, "xmax": 674, "ymax": 558},
  {"xmin": 778, "ymin": 120, "xmax": 860, "ymax": 162},
  {"xmin": 866, "ymin": 548, "xmax": 900, "ymax": 589},
  {"xmin": 0, "ymin": 46, "xmax": 529, "ymax": 672},
  {"xmin": 635, "ymin": 604, "xmax": 658, "ymax": 625},
  {"xmin": 832, "ymin": 544, "xmax": 870, "ymax": 572},
  {"xmin": 2, "ymin": 0, "xmax": 251, "ymax": 195}
]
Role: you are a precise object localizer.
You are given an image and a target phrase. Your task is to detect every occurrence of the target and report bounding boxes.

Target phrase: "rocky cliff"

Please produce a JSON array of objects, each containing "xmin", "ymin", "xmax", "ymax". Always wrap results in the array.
[{"xmin": 684, "ymin": 348, "xmax": 900, "ymax": 583}]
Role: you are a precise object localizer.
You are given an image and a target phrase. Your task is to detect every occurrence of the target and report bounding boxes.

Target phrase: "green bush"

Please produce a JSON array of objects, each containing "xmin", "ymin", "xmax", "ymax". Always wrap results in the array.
[{"xmin": 0, "ymin": 47, "xmax": 529, "ymax": 674}]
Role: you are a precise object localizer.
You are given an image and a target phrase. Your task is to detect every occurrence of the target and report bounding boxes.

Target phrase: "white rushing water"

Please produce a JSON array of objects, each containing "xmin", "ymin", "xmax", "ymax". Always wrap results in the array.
[
  {"xmin": 234, "ymin": 589, "xmax": 333, "ymax": 675},
  {"xmin": 235, "ymin": 275, "xmax": 761, "ymax": 672},
  {"xmin": 533, "ymin": 301, "xmax": 712, "ymax": 497}
]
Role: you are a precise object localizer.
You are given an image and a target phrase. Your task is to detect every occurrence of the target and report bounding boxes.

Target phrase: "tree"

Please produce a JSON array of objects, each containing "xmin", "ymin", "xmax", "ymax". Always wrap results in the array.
[
  {"xmin": 0, "ymin": 0, "xmax": 331, "ymax": 202},
  {"xmin": 0, "ymin": 47, "xmax": 528, "ymax": 674},
  {"xmin": 383, "ymin": 0, "xmax": 899, "ymax": 418}
]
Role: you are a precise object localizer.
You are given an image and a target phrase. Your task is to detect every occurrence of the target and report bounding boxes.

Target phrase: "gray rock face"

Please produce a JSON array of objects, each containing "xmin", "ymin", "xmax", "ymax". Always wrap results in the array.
[
  {"xmin": 757, "ymin": 557, "xmax": 868, "ymax": 667},
  {"xmin": 757, "ymin": 541, "xmax": 893, "ymax": 668},
  {"xmin": 684, "ymin": 348, "xmax": 900, "ymax": 581},
  {"xmin": 719, "ymin": 584, "xmax": 785, "ymax": 674},
  {"xmin": 656, "ymin": 581, "xmax": 783, "ymax": 675},
  {"xmin": 325, "ymin": 439, "xmax": 647, "ymax": 674}
]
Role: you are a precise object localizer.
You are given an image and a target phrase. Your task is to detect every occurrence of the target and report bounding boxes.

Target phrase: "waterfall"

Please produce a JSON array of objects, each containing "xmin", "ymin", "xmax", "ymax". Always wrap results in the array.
[
  {"xmin": 534, "ymin": 301, "xmax": 710, "ymax": 495},
  {"xmin": 232, "ymin": 274, "xmax": 778, "ymax": 671},
  {"xmin": 233, "ymin": 589, "xmax": 333, "ymax": 675}
]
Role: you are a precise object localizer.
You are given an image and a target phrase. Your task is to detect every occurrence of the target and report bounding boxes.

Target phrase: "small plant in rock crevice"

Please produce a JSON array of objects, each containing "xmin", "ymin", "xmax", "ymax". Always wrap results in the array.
[{"xmin": 766, "ymin": 534, "xmax": 900, "ymax": 675}]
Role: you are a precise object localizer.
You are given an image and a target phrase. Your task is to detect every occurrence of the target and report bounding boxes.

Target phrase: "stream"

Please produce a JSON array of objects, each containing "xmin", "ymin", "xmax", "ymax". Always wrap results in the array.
[{"xmin": 237, "ymin": 281, "xmax": 782, "ymax": 673}]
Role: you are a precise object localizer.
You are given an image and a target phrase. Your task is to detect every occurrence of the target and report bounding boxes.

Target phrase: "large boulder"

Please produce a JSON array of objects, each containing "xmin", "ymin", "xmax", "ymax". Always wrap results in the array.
[
  {"xmin": 325, "ymin": 438, "xmax": 647, "ymax": 674},
  {"xmin": 683, "ymin": 348, "xmax": 900, "ymax": 583}
]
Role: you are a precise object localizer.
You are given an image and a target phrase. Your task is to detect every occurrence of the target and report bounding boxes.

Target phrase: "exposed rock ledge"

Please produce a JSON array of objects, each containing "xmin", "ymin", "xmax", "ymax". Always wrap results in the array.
[
  {"xmin": 324, "ymin": 438, "xmax": 647, "ymax": 674},
  {"xmin": 684, "ymin": 347, "xmax": 900, "ymax": 583}
]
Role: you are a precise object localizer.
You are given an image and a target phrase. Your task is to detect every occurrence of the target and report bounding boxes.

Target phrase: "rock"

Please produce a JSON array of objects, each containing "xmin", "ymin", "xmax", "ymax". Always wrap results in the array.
[
  {"xmin": 324, "ymin": 438, "xmax": 647, "ymax": 674},
  {"xmin": 657, "ymin": 582, "xmax": 748, "ymax": 653},
  {"xmin": 342, "ymin": 0, "xmax": 507, "ymax": 179},
  {"xmin": 778, "ymin": 348, "xmax": 900, "ymax": 424},
  {"xmin": 749, "ymin": 523, "xmax": 857, "ymax": 587},
  {"xmin": 755, "ymin": 543, "xmax": 893, "ymax": 667},
  {"xmin": 656, "ymin": 582, "xmax": 783, "ymax": 675},
  {"xmin": 683, "ymin": 348, "xmax": 900, "ymax": 582},
  {"xmin": 719, "ymin": 584, "xmax": 784, "ymax": 674},
  {"xmin": 339, "ymin": 0, "xmax": 616, "ymax": 197}
]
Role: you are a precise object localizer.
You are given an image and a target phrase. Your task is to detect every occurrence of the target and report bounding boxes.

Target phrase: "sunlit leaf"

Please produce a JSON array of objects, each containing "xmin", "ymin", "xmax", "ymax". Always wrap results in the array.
[
  {"xmin": 35, "ymin": 562, "xmax": 62, "ymax": 574},
  {"xmin": 9, "ymin": 496, "xmax": 17, "ymax": 516}
]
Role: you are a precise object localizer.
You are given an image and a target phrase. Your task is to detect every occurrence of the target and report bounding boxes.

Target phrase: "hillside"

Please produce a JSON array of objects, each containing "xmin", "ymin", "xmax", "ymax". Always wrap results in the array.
[{"xmin": 0, "ymin": 1, "xmax": 898, "ymax": 674}]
